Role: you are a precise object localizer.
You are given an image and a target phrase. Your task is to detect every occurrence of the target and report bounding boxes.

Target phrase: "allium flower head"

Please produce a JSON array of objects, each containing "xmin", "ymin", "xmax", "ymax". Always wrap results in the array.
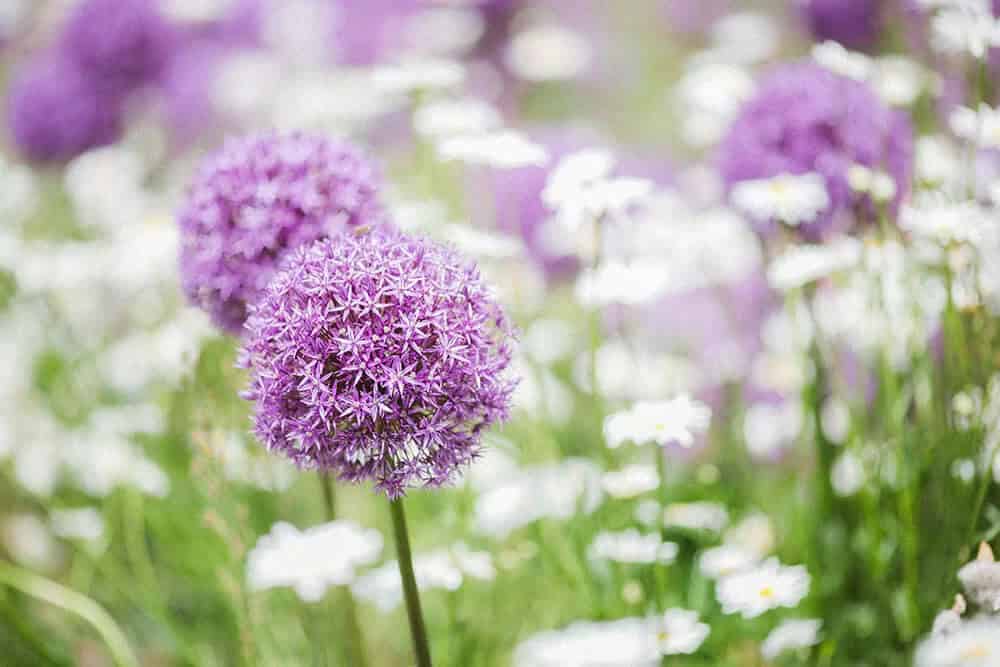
[
  {"xmin": 240, "ymin": 229, "xmax": 516, "ymax": 497},
  {"xmin": 799, "ymin": 0, "xmax": 883, "ymax": 51},
  {"xmin": 7, "ymin": 56, "xmax": 123, "ymax": 163},
  {"xmin": 178, "ymin": 131, "xmax": 385, "ymax": 333},
  {"xmin": 60, "ymin": 0, "xmax": 174, "ymax": 94},
  {"xmin": 719, "ymin": 62, "xmax": 913, "ymax": 240}
]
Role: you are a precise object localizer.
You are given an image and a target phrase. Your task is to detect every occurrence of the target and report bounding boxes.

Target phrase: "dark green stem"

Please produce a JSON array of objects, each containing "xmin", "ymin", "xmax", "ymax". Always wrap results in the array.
[
  {"xmin": 389, "ymin": 498, "xmax": 432, "ymax": 667},
  {"xmin": 318, "ymin": 473, "xmax": 368, "ymax": 667}
]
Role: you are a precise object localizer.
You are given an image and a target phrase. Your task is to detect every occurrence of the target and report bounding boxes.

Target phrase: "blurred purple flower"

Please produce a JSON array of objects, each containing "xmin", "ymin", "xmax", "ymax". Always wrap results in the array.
[
  {"xmin": 240, "ymin": 230, "xmax": 516, "ymax": 497},
  {"xmin": 718, "ymin": 62, "xmax": 913, "ymax": 241},
  {"xmin": 176, "ymin": 0, "xmax": 262, "ymax": 47},
  {"xmin": 60, "ymin": 0, "xmax": 174, "ymax": 94},
  {"xmin": 178, "ymin": 131, "xmax": 386, "ymax": 334},
  {"xmin": 489, "ymin": 128, "xmax": 672, "ymax": 281},
  {"xmin": 160, "ymin": 44, "xmax": 223, "ymax": 147},
  {"xmin": 7, "ymin": 55, "xmax": 123, "ymax": 163},
  {"xmin": 661, "ymin": 0, "xmax": 730, "ymax": 34},
  {"xmin": 798, "ymin": 0, "xmax": 882, "ymax": 51},
  {"xmin": 330, "ymin": 0, "xmax": 422, "ymax": 66}
]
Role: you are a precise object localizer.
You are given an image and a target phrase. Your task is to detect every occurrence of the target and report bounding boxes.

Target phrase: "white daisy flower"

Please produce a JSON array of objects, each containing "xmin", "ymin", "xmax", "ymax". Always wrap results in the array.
[
  {"xmin": 352, "ymin": 542, "xmax": 494, "ymax": 612},
  {"xmin": 958, "ymin": 542, "xmax": 1000, "ymax": 613},
  {"xmin": 731, "ymin": 172, "xmax": 830, "ymax": 227},
  {"xmin": 602, "ymin": 464, "xmax": 659, "ymax": 499},
  {"xmin": 767, "ymin": 237, "xmax": 863, "ymax": 290},
  {"xmin": 372, "ymin": 58, "xmax": 465, "ymax": 93},
  {"xmin": 414, "ymin": 97, "xmax": 501, "ymax": 139},
  {"xmin": 588, "ymin": 529, "xmax": 679, "ymax": 565},
  {"xmin": 657, "ymin": 608, "xmax": 710, "ymax": 656},
  {"xmin": 247, "ymin": 521, "xmax": 383, "ymax": 602},
  {"xmin": 916, "ymin": 617, "xmax": 1000, "ymax": 666},
  {"xmin": 716, "ymin": 558, "xmax": 811, "ymax": 618},
  {"xmin": 812, "ymin": 41, "xmax": 872, "ymax": 80},
  {"xmin": 698, "ymin": 544, "xmax": 760, "ymax": 579},
  {"xmin": 951, "ymin": 104, "xmax": 1000, "ymax": 148},
  {"xmin": 437, "ymin": 130, "xmax": 548, "ymax": 168},
  {"xmin": 931, "ymin": 6, "xmax": 1000, "ymax": 59},
  {"xmin": 761, "ymin": 619, "xmax": 823, "ymax": 659},
  {"xmin": 513, "ymin": 618, "xmax": 661, "ymax": 667},
  {"xmin": 604, "ymin": 397, "xmax": 712, "ymax": 449},
  {"xmin": 50, "ymin": 508, "xmax": 105, "ymax": 543},
  {"xmin": 506, "ymin": 23, "xmax": 592, "ymax": 82},
  {"xmin": 543, "ymin": 150, "xmax": 653, "ymax": 233},
  {"xmin": 664, "ymin": 502, "xmax": 730, "ymax": 534}
]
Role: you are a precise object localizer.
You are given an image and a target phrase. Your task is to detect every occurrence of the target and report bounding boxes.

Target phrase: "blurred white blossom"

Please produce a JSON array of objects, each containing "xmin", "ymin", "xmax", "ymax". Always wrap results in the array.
[
  {"xmin": 762, "ymin": 619, "xmax": 823, "ymax": 660},
  {"xmin": 604, "ymin": 397, "xmax": 711, "ymax": 448},
  {"xmin": 716, "ymin": 558, "xmax": 810, "ymax": 619},
  {"xmin": 248, "ymin": 521, "xmax": 383, "ymax": 602}
]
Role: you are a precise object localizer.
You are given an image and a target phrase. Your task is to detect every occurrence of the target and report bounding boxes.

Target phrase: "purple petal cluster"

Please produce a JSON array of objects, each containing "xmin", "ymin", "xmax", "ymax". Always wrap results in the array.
[
  {"xmin": 240, "ymin": 230, "xmax": 516, "ymax": 497},
  {"xmin": 60, "ymin": 0, "xmax": 173, "ymax": 95},
  {"xmin": 330, "ymin": 0, "xmax": 422, "ymax": 66},
  {"xmin": 718, "ymin": 62, "xmax": 913, "ymax": 241},
  {"xmin": 178, "ymin": 131, "xmax": 386, "ymax": 334},
  {"xmin": 799, "ymin": 0, "xmax": 882, "ymax": 51},
  {"xmin": 7, "ymin": 56, "xmax": 123, "ymax": 163}
]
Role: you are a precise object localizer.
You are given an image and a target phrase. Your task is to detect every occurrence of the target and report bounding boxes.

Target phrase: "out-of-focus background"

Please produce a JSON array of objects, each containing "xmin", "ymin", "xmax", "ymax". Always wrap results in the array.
[{"xmin": 2, "ymin": 1, "xmax": 1000, "ymax": 666}]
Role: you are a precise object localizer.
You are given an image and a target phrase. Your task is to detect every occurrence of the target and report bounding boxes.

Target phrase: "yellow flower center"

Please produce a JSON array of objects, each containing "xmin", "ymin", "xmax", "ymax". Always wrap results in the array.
[
  {"xmin": 759, "ymin": 586, "xmax": 775, "ymax": 599},
  {"xmin": 960, "ymin": 644, "xmax": 990, "ymax": 660}
]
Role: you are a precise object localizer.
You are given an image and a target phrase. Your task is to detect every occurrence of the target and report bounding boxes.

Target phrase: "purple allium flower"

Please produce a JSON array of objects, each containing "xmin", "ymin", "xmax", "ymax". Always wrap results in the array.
[
  {"xmin": 178, "ymin": 132, "xmax": 386, "ymax": 334},
  {"xmin": 6, "ymin": 55, "xmax": 124, "ymax": 163},
  {"xmin": 798, "ymin": 0, "xmax": 882, "ymax": 51},
  {"xmin": 60, "ymin": 0, "xmax": 173, "ymax": 94},
  {"xmin": 661, "ymin": 0, "xmax": 730, "ymax": 34},
  {"xmin": 330, "ymin": 0, "xmax": 422, "ymax": 66},
  {"xmin": 718, "ymin": 62, "xmax": 913, "ymax": 241},
  {"xmin": 161, "ymin": 44, "xmax": 223, "ymax": 147},
  {"xmin": 239, "ymin": 229, "xmax": 516, "ymax": 497}
]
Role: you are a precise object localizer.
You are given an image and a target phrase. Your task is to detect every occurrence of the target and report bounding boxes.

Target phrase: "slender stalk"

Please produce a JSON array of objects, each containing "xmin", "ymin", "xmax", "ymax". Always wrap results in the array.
[
  {"xmin": 0, "ymin": 561, "xmax": 138, "ymax": 667},
  {"xmin": 319, "ymin": 472, "xmax": 337, "ymax": 519},
  {"xmin": 318, "ymin": 473, "xmax": 368, "ymax": 667},
  {"xmin": 389, "ymin": 498, "xmax": 432, "ymax": 667},
  {"xmin": 654, "ymin": 447, "xmax": 670, "ymax": 612}
]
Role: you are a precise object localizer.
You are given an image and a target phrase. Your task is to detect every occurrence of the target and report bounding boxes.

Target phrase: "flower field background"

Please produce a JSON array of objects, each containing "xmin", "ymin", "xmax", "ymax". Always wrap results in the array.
[{"xmin": 1, "ymin": 1, "xmax": 1000, "ymax": 666}]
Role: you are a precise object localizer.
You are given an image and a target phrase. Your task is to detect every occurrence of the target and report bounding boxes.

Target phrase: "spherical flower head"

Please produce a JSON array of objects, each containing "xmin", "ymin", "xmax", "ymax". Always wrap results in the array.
[
  {"xmin": 6, "ymin": 55, "xmax": 124, "ymax": 163},
  {"xmin": 240, "ymin": 229, "xmax": 516, "ymax": 497},
  {"xmin": 60, "ymin": 0, "xmax": 173, "ymax": 94},
  {"xmin": 330, "ymin": 0, "xmax": 422, "ymax": 66},
  {"xmin": 718, "ymin": 62, "xmax": 913, "ymax": 241},
  {"xmin": 799, "ymin": 0, "xmax": 882, "ymax": 51},
  {"xmin": 178, "ymin": 131, "xmax": 386, "ymax": 334}
]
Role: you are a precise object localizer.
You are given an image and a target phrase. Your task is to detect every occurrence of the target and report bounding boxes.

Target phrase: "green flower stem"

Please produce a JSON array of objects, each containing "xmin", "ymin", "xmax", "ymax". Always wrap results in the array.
[
  {"xmin": 318, "ymin": 473, "xmax": 368, "ymax": 667},
  {"xmin": 389, "ymin": 497, "xmax": 433, "ymax": 667},
  {"xmin": 655, "ymin": 446, "xmax": 670, "ymax": 612},
  {"xmin": 0, "ymin": 561, "xmax": 138, "ymax": 667}
]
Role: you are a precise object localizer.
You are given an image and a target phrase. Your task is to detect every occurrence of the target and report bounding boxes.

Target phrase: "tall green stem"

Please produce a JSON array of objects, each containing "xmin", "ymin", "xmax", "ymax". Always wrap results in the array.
[
  {"xmin": 654, "ymin": 447, "xmax": 670, "ymax": 612},
  {"xmin": 318, "ymin": 473, "xmax": 368, "ymax": 667},
  {"xmin": 389, "ymin": 498, "xmax": 432, "ymax": 667}
]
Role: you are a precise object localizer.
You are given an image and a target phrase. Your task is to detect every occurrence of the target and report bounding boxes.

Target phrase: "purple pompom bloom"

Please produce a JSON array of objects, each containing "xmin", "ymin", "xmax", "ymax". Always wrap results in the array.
[
  {"xmin": 799, "ymin": 0, "xmax": 882, "ymax": 50},
  {"xmin": 330, "ymin": 0, "xmax": 422, "ymax": 66},
  {"xmin": 240, "ymin": 230, "xmax": 516, "ymax": 497},
  {"xmin": 7, "ymin": 55, "xmax": 123, "ymax": 163},
  {"xmin": 178, "ymin": 132, "xmax": 386, "ymax": 334},
  {"xmin": 718, "ymin": 62, "xmax": 913, "ymax": 241},
  {"xmin": 60, "ymin": 0, "xmax": 173, "ymax": 94}
]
